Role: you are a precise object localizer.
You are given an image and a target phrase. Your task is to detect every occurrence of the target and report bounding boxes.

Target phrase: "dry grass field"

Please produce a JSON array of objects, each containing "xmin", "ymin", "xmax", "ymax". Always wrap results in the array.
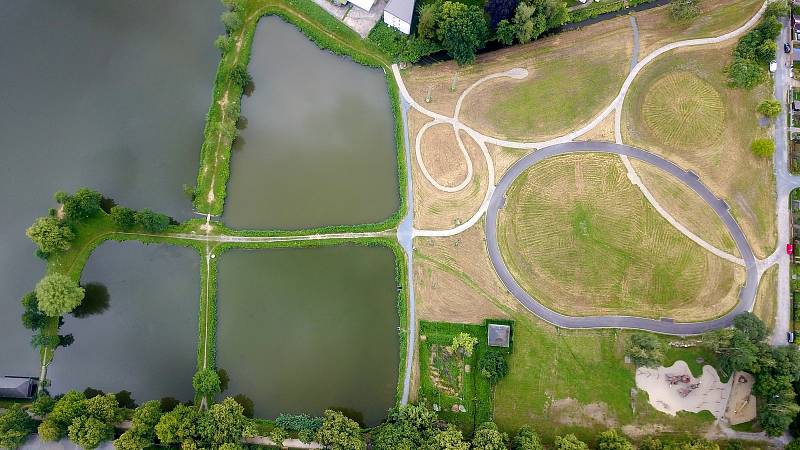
[
  {"xmin": 622, "ymin": 42, "xmax": 775, "ymax": 258},
  {"xmin": 631, "ymin": 160, "xmax": 738, "ymax": 256},
  {"xmin": 400, "ymin": 16, "xmax": 632, "ymax": 140},
  {"xmin": 633, "ymin": 0, "xmax": 764, "ymax": 58},
  {"xmin": 497, "ymin": 154, "xmax": 743, "ymax": 319},
  {"xmin": 409, "ymin": 110, "xmax": 489, "ymax": 230},
  {"xmin": 754, "ymin": 266, "xmax": 777, "ymax": 331}
]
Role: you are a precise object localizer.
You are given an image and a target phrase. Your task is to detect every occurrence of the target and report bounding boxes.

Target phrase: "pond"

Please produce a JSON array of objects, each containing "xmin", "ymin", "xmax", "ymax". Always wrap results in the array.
[
  {"xmin": 0, "ymin": 0, "xmax": 220, "ymax": 377},
  {"xmin": 223, "ymin": 16, "xmax": 399, "ymax": 230},
  {"xmin": 47, "ymin": 241, "xmax": 200, "ymax": 402},
  {"xmin": 216, "ymin": 245, "xmax": 399, "ymax": 425}
]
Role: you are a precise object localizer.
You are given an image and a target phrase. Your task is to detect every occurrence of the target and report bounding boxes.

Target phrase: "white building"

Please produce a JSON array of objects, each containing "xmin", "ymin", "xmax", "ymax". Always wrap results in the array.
[
  {"xmin": 350, "ymin": 0, "xmax": 376, "ymax": 11},
  {"xmin": 384, "ymin": 0, "xmax": 414, "ymax": 34}
]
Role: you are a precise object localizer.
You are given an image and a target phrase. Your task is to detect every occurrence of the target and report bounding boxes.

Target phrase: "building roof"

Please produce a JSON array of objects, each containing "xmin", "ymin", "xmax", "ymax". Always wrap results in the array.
[
  {"xmin": 385, "ymin": 0, "xmax": 415, "ymax": 24},
  {"xmin": 0, "ymin": 377, "xmax": 35, "ymax": 399},
  {"xmin": 350, "ymin": 0, "xmax": 376, "ymax": 12},
  {"xmin": 487, "ymin": 324, "xmax": 511, "ymax": 347}
]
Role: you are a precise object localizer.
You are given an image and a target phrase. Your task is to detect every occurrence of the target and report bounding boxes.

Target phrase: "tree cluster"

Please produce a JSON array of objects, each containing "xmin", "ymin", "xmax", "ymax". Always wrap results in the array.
[
  {"xmin": 479, "ymin": 348, "xmax": 510, "ymax": 384},
  {"xmin": 727, "ymin": 3, "xmax": 787, "ymax": 89},
  {"xmin": 0, "ymin": 404, "xmax": 36, "ymax": 449},
  {"xmin": 494, "ymin": 0, "xmax": 568, "ymax": 46},
  {"xmin": 625, "ymin": 333, "xmax": 664, "ymax": 367},
  {"xmin": 36, "ymin": 391, "xmax": 123, "ymax": 449},
  {"xmin": 110, "ymin": 206, "xmax": 171, "ymax": 233},
  {"xmin": 705, "ymin": 313, "xmax": 800, "ymax": 436}
]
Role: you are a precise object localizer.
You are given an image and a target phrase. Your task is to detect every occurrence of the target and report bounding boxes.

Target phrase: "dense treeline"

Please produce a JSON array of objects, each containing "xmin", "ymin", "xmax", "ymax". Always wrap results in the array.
[{"xmin": 726, "ymin": 1, "xmax": 789, "ymax": 89}]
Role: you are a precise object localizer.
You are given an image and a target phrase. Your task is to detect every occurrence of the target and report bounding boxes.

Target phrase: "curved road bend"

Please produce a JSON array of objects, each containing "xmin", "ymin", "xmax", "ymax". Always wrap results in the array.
[{"xmin": 485, "ymin": 141, "xmax": 758, "ymax": 335}]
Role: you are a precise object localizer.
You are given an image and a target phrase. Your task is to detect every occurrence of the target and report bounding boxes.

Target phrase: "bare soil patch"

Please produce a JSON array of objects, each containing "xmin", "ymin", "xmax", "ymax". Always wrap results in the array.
[{"xmin": 576, "ymin": 110, "xmax": 617, "ymax": 143}]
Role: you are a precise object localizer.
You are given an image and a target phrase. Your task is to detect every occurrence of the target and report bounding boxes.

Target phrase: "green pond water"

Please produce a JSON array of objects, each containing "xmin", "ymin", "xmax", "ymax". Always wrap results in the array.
[{"xmin": 216, "ymin": 246, "xmax": 399, "ymax": 425}]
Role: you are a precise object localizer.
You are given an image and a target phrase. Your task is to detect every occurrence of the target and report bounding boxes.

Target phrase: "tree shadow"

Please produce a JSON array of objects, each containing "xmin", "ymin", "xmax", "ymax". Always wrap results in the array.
[
  {"xmin": 236, "ymin": 116, "xmax": 248, "ymax": 131},
  {"xmin": 100, "ymin": 197, "xmax": 117, "ymax": 214},
  {"xmin": 243, "ymin": 80, "xmax": 256, "ymax": 97},
  {"xmin": 326, "ymin": 406, "xmax": 365, "ymax": 428},
  {"xmin": 72, "ymin": 283, "xmax": 110, "ymax": 318}
]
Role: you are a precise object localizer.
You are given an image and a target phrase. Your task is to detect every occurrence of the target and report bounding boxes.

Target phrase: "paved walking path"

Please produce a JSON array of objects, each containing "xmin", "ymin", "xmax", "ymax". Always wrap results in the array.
[{"xmin": 485, "ymin": 141, "xmax": 758, "ymax": 334}]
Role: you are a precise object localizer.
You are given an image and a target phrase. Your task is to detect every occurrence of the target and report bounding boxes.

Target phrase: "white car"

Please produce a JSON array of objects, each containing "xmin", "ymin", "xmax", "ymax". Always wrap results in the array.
[{"xmin": 770, "ymin": 60, "xmax": 778, "ymax": 73}]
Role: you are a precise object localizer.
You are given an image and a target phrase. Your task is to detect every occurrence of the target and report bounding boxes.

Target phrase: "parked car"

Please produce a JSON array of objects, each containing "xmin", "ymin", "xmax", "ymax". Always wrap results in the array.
[
  {"xmin": 770, "ymin": 60, "xmax": 778, "ymax": 73},
  {"xmin": 787, "ymin": 243, "xmax": 794, "ymax": 255},
  {"xmin": 785, "ymin": 43, "xmax": 792, "ymax": 53},
  {"xmin": 789, "ymin": 332, "xmax": 795, "ymax": 343}
]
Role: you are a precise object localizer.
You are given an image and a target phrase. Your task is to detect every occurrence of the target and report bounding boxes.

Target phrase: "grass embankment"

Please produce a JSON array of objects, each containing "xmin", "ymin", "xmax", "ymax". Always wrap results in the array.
[
  {"xmin": 417, "ymin": 320, "xmax": 512, "ymax": 433},
  {"xmin": 401, "ymin": 15, "xmax": 631, "ymax": 141},
  {"xmin": 753, "ymin": 265, "xmax": 778, "ymax": 332},
  {"xmin": 193, "ymin": 0, "xmax": 407, "ymax": 235},
  {"xmin": 633, "ymin": 0, "xmax": 764, "ymax": 57},
  {"xmin": 497, "ymin": 153, "xmax": 742, "ymax": 320},
  {"xmin": 622, "ymin": 41, "xmax": 775, "ymax": 258},
  {"xmin": 414, "ymin": 222, "xmax": 721, "ymax": 441}
]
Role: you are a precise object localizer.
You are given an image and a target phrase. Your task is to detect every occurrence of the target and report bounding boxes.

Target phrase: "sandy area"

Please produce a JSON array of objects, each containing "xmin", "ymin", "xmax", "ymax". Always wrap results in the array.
[
  {"xmin": 635, "ymin": 360, "xmax": 731, "ymax": 418},
  {"xmin": 724, "ymin": 372, "xmax": 757, "ymax": 425}
]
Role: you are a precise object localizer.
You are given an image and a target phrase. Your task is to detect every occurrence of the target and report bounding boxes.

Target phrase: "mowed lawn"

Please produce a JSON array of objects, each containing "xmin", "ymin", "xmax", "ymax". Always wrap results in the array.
[
  {"xmin": 498, "ymin": 154, "xmax": 743, "ymax": 319},
  {"xmin": 622, "ymin": 42, "xmax": 775, "ymax": 258}
]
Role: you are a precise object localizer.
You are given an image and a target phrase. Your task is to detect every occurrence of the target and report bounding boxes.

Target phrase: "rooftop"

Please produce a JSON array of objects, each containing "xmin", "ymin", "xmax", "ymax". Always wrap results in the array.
[
  {"xmin": 0, "ymin": 376, "xmax": 36, "ymax": 399},
  {"xmin": 384, "ymin": 0, "xmax": 414, "ymax": 23},
  {"xmin": 487, "ymin": 324, "xmax": 511, "ymax": 347}
]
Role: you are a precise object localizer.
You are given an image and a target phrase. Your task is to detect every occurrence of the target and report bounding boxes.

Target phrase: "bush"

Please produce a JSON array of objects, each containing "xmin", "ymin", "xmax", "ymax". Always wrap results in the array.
[
  {"xmin": 275, "ymin": 413, "xmax": 323, "ymax": 432},
  {"xmin": 367, "ymin": 23, "xmax": 440, "ymax": 64},
  {"xmin": 757, "ymin": 99, "xmax": 782, "ymax": 118},
  {"xmin": 110, "ymin": 206, "xmax": 137, "ymax": 230},
  {"xmin": 727, "ymin": 58, "xmax": 765, "ymax": 89},
  {"xmin": 751, "ymin": 138, "xmax": 776, "ymax": 158},
  {"xmin": 479, "ymin": 348, "xmax": 509, "ymax": 384},
  {"xmin": 669, "ymin": 0, "xmax": 700, "ymax": 22},
  {"xmin": 134, "ymin": 209, "xmax": 170, "ymax": 233},
  {"xmin": 229, "ymin": 64, "xmax": 252, "ymax": 89},
  {"xmin": 26, "ymin": 216, "xmax": 74, "ymax": 254},
  {"xmin": 625, "ymin": 333, "xmax": 663, "ymax": 367}
]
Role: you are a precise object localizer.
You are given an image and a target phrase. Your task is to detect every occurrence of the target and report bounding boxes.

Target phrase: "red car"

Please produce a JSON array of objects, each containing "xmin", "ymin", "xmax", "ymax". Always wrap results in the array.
[{"xmin": 787, "ymin": 244, "xmax": 794, "ymax": 255}]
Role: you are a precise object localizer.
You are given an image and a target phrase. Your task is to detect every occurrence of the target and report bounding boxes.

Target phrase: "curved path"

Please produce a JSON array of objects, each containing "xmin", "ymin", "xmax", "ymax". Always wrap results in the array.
[{"xmin": 485, "ymin": 141, "xmax": 758, "ymax": 334}]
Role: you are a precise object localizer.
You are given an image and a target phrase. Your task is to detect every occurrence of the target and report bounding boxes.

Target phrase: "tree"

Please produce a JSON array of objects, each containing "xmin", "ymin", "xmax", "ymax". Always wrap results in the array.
[
  {"xmin": 485, "ymin": 0, "xmax": 520, "ymax": 27},
  {"xmin": 316, "ymin": 409, "xmax": 364, "ymax": 450},
  {"xmin": 200, "ymin": 397, "xmax": 254, "ymax": 446},
  {"xmin": 135, "ymin": 209, "xmax": 170, "ymax": 233},
  {"xmin": 734, "ymin": 312, "xmax": 768, "ymax": 342},
  {"xmin": 113, "ymin": 430, "xmax": 151, "ymax": 450},
  {"xmin": 30, "ymin": 395, "xmax": 57, "ymax": 417},
  {"xmin": 115, "ymin": 400, "xmax": 162, "ymax": 450},
  {"xmin": 417, "ymin": 2, "xmax": 440, "ymax": 40},
  {"xmin": 669, "ymin": 0, "xmax": 700, "ymax": 22},
  {"xmin": 555, "ymin": 434, "xmax": 588, "ymax": 450},
  {"xmin": 40, "ymin": 390, "xmax": 87, "ymax": 441},
  {"xmin": 625, "ymin": 333, "xmax": 663, "ymax": 367},
  {"xmin": 68, "ymin": 416, "xmax": 114, "ymax": 450},
  {"xmin": 437, "ymin": 1, "xmax": 488, "ymax": 65},
  {"xmin": 511, "ymin": 425, "xmax": 543, "ymax": 450},
  {"xmin": 751, "ymin": 138, "xmax": 776, "ymax": 158},
  {"xmin": 159, "ymin": 397, "xmax": 180, "ymax": 413},
  {"xmin": 449, "ymin": 332, "xmax": 478, "ymax": 357},
  {"xmin": 110, "ymin": 206, "xmax": 137, "ymax": 230},
  {"xmin": 233, "ymin": 394, "xmax": 254, "ymax": 418},
  {"xmin": 765, "ymin": 0, "xmax": 790, "ymax": 18},
  {"xmin": 214, "ymin": 35, "xmax": 233, "ymax": 53},
  {"xmin": 35, "ymin": 273, "xmax": 85, "ymax": 317},
  {"xmin": 229, "ymin": 64, "xmax": 252, "ymax": 89},
  {"xmin": 0, "ymin": 404, "xmax": 37, "ymax": 449},
  {"xmin": 21, "ymin": 292, "xmax": 47, "ymax": 330},
  {"xmin": 373, "ymin": 403, "xmax": 438, "ymax": 449},
  {"xmin": 37, "ymin": 419, "xmax": 62, "ymax": 442},
  {"xmin": 31, "ymin": 332, "xmax": 61, "ymax": 349},
  {"xmin": 26, "ymin": 216, "xmax": 74, "ymax": 254},
  {"xmin": 61, "ymin": 188, "xmax": 103, "ymax": 221},
  {"xmin": 270, "ymin": 426, "xmax": 288, "ymax": 447},
  {"xmin": 598, "ymin": 430, "xmax": 633, "ymax": 450},
  {"xmin": 193, "ymin": 369, "xmax": 222, "ymax": 397},
  {"xmin": 471, "ymin": 422, "xmax": 508, "ymax": 450},
  {"xmin": 512, "ymin": 2, "xmax": 545, "ymax": 44},
  {"xmin": 759, "ymin": 398, "xmax": 800, "ymax": 436},
  {"xmin": 757, "ymin": 99, "xmax": 782, "ymax": 118},
  {"xmin": 221, "ymin": 11, "xmax": 243, "ymax": 32},
  {"xmin": 115, "ymin": 390, "xmax": 136, "ymax": 409},
  {"xmin": 480, "ymin": 348, "xmax": 509, "ymax": 384},
  {"xmin": 430, "ymin": 426, "xmax": 469, "ymax": 450},
  {"xmin": 727, "ymin": 58, "xmax": 765, "ymax": 89},
  {"xmin": 496, "ymin": 19, "xmax": 516, "ymax": 45},
  {"xmin": 155, "ymin": 403, "xmax": 201, "ymax": 445},
  {"xmin": 299, "ymin": 428, "xmax": 316, "ymax": 443}
]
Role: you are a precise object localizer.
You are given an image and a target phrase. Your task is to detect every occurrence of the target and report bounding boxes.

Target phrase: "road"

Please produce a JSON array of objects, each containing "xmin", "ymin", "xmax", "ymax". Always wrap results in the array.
[
  {"xmin": 771, "ymin": 17, "xmax": 799, "ymax": 345},
  {"xmin": 485, "ymin": 141, "xmax": 758, "ymax": 335}
]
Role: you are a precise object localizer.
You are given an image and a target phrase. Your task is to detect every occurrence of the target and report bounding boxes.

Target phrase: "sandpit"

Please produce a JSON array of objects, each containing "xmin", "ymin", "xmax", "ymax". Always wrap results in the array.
[
  {"xmin": 724, "ymin": 372, "xmax": 757, "ymax": 425},
  {"xmin": 635, "ymin": 360, "xmax": 731, "ymax": 418}
]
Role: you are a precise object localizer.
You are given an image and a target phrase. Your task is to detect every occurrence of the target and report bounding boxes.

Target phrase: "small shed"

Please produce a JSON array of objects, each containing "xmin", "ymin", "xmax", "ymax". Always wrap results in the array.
[
  {"xmin": 487, "ymin": 324, "xmax": 511, "ymax": 348},
  {"xmin": 0, "ymin": 376, "xmax": 36, "ymax": 399}
]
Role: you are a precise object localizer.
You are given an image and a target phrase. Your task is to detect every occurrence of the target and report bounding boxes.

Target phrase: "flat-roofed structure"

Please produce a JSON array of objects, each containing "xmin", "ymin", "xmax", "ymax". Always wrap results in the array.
[
  {"xmin": 350, "ymin": 0, "xmax": 376, "ymax": 12},
  {"xmin": 384, "ymin": 0, "xmax": 414, "ymax": 34},
  {"xmin": 0, "ymin": 376, "xmax": 36, "ymax": 399},
  {"xmin": 487, "ymin": 324, "xmax": 511, "ymax": 348}
]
